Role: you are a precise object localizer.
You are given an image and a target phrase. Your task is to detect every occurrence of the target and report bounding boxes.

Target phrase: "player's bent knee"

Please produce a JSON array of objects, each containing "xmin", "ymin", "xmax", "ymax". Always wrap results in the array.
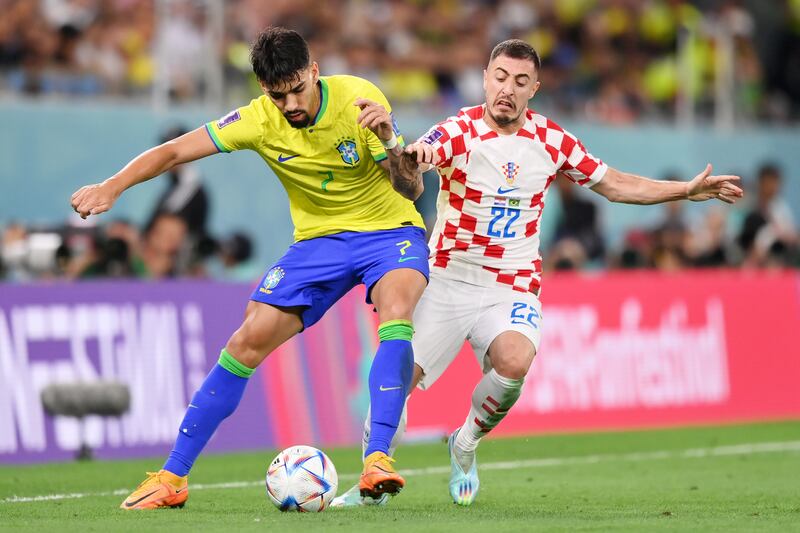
[
  {"xmin": 489, "ymin": 333, "xmax": 536, "ymax": 380},
  {"xmin": 224, "ymin": 331, "xmax": 265, "ymax": 369},
  {"xmin": 225, "ymin": 322, "xmax": 275, "ymax": 368},
  {"xmin": 493, "ymin": 354, "xmax": 532, "ymax": 380},
  {"xmin": 226, "ymin": 303, "xmax": 303, "ymax": 367},
  {"xmin": 376, "ymin": 299, "xmax": 416, "ymax": 322}
]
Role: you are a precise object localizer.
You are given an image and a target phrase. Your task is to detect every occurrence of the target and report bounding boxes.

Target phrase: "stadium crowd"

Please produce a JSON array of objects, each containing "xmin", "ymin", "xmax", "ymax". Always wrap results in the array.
[
  {"xmin": 1, "ymin": 161, "xmax": 797, "ymax": 283},
  {"xmin": 2, "ymin": 1, "xmax": 798, "ymax": 282},
  {"xmin": 0, "ymin": 125, "xmax": 259, "ymax": 283},
  {"xmin": 1, "ymin": 0, "xmax": 800, "ymax": 121}
]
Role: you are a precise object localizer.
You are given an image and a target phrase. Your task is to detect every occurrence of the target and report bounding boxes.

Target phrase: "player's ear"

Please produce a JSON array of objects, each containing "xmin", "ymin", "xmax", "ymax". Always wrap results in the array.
[
  {"xmin": 530, "ymin": 80, "xmax": 541, "ymax": 100},
  {"xmin": 310, "ymin": 61, "xmax": 319, "ymax": 83}
]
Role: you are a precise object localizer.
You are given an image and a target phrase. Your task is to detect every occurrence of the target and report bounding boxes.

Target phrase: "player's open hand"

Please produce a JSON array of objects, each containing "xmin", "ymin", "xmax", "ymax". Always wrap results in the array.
[
  {"xmin": 70, "ymin": 182, "xmax": 120, "ymax": 219},
  {"xmin": 686, "ymin": 164, "xmax": 743, "ymax": 204},
  {"xmin": 354, "ymin": 98, "xmax": 394, "ymax": 143},
  {"xmin": 404, "ymin": 142, "xmax": 440, "ymax": 171}
]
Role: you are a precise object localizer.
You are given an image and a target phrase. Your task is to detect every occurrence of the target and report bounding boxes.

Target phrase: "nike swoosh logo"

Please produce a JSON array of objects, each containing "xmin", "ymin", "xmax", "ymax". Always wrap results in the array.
[
  {"xmin": 379, "ymin": 385, "xmax": 403, "ymax": 392},
  {"xmin": 123, "ymin": 489, "xmax": 159, "ymax": 508},
  {"xmin": 397, "ymin": 256, "xmax": 419, "ymax": 263},
  {"xmin": 175, "ymin": 488, "xmax": 186, "ymax": 494},
  {"xmin": 277, "ymin": 154, "xmax": 299, "ymax": 163},
  {"xmin": 497, "ymin": 186, "xmax": 520, "ymax": 194}
]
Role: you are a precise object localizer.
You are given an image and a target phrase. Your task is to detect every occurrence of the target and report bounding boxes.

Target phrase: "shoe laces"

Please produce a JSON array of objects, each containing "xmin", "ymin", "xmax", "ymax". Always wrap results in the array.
[
  {"xmin": 369, "ymin": 453, "xmax": 396, "ymax": 470},
  {"xmin": 135, "ymin": 471, "xmax": 162, "ymax": 490}
]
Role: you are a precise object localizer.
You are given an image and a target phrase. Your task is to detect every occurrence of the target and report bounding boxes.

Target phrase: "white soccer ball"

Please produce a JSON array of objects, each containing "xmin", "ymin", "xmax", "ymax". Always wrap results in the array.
[{"xmin": 265, "ymin": 445, "xmax": 338, "ymax": 512}]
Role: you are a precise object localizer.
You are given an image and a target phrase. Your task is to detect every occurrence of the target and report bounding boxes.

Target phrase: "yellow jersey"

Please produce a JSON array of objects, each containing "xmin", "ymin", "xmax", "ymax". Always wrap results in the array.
[{"xmin": 205, "ymin": 75, "xmax": 424, "ymax": 242}]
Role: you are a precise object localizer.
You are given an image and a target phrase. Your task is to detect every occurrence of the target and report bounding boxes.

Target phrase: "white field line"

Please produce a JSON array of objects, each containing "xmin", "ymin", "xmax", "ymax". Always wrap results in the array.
[{"xmin": 3, "ymin": 439, "xmax": 799, "ymax": 505}]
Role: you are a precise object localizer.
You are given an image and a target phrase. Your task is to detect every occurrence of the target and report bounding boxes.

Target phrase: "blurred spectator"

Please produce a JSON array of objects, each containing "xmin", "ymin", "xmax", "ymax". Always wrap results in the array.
[
  {"xmin": 219, "ymin": 232, "xmax": 252, "ymax": 270},
  {"xmin": 651, "ymin": 243, "xmax": 686, "ymax": 271},
  {"xmin": 74, "ymin": 219, "xmax": 143, "ymax": 279},
  {"xmin": 650, "ymin": 182, "xmax": 690, "ymax": 269},
  {"xmin": 207, "ymin": 231, "xmax": 261, "ymax": 281},
  {"xmin": 552, "ymin": 174, "xmax": 605, "ymax": 262},
  {"xmin": 139, "ymin": 212, "xmax": 189, "ymax": 278},
  {"xmin": 737, "ymin": 163, "xmax": 798, "ymax": 266},
  {"xmin": 155, "ymin": 0, "xmax": 206, "ymax": 100},
  {"xmin": 1, "ymin": 222, "xmax": 31, "ymax": 281},
  {"xmin": 0, "ymin": 215, "xmax": 265, "ymax": 283},
  {"xmin": 547, "ymin": 237, "xmax": 589, "ymax": 271},
  {"xmin": 611, "ymin": 228, "xmax": 652, "ymax": 269},
  {"xmin": 145, "ymin": 125, "xmax": 210, "ymax": 242},
  {"xmin": 687, "ymin": 206, "xmax": 736, "ymax": 267}
]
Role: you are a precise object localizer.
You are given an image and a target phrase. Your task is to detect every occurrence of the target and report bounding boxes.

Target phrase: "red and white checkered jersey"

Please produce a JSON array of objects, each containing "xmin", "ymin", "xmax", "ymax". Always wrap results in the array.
[{"xmin": 421, "ymin": 104, "xmax": 607, "ymax": 294}]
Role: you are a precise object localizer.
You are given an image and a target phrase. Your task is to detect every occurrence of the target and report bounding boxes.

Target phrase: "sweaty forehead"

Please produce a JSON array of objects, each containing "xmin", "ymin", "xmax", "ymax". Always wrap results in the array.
[{"xmin": 489, "ymin": 55, "xmax": 537, "ymax": 78}]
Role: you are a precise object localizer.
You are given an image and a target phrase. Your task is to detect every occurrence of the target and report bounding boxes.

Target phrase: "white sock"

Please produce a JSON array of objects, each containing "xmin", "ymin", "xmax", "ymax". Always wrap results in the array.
[
  {"xmin": 454, "ymin": 369, "xmax": 524, "ymax": 462},
  {"xmin": 362, "ymin": 401, "xmax": 407, "ymax": 459}
]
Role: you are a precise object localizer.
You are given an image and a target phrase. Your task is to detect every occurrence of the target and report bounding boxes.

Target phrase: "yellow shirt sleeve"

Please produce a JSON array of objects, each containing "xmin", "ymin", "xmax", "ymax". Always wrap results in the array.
[
  {"xmin": 355, "ymin": 80, "xmax": 405, "ymax": 163},
  {"xmin": 205, "ymin": 99, "xmax": 263, "ymax": 153}
]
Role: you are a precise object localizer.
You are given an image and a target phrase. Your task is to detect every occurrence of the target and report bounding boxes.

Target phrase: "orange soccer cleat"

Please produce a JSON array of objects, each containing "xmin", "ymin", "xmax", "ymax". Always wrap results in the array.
[
  {"xmin": 359, "ymin": 451, "xmax": 405, "ymax": 499},
  {"xmin": 119, "ymin": 470, "xmax": 189, "ymax": 510}
]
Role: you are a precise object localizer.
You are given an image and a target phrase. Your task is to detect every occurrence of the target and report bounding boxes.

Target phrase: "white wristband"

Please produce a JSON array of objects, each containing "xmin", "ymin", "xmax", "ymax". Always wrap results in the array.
[{"xmin": 381, "ymin": 133, "xmax": 398, "ymax": 150}]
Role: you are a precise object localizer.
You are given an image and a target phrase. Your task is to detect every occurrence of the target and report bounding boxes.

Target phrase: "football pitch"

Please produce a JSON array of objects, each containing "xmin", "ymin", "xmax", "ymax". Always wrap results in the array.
[{"xmin": 2, "ymin": 421, "xmax": 799, "ymax": 532}]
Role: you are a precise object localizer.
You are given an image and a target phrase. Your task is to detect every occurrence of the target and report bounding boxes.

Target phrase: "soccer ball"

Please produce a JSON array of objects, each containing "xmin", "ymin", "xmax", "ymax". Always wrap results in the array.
[{"xmin": 265, "ymin": 445, "xmax": 338, "ymax": 512}]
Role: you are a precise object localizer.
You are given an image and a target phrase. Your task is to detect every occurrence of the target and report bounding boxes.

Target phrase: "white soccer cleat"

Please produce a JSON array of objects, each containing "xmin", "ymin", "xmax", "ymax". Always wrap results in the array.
[
  {"xmin": 330, "ymin": 483, "xmax": 390, "ymax": 507},
  {"xmin": 448, "ymin": 429, "xmax": 479, "ymax": 506}
]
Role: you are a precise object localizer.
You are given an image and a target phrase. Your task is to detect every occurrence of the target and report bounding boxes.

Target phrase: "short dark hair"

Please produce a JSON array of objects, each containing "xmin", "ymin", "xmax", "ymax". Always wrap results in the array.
[
  {"xmin": 758, "ymin": 162, "xmax": 781, "ymax": 181},
  {"xmin": 250, "ymin": 27, "xmax": 310, "ymax": 85},
  {"xmin": 490, "ymin": 39, "xmax": 541, "ymax": 71}
]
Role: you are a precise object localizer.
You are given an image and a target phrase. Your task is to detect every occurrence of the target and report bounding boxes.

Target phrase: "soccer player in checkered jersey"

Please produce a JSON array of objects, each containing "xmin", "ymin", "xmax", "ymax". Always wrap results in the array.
[{"xmin": 332, "ymin": 39, "xmax": 743, "ymax": 508}]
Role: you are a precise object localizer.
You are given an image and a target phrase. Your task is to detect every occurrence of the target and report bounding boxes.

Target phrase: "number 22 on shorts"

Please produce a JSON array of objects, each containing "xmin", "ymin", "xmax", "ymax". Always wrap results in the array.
[{"xmin": 510, "ymin": 302, "xmax": 540, "ymax": 328}]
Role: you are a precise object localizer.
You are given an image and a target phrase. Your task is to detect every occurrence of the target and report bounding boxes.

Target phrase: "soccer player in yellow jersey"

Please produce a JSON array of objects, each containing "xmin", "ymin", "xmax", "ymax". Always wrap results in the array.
[{"xmin": 71, "ymin": 27, "xmax": 429, "ymax": 510}]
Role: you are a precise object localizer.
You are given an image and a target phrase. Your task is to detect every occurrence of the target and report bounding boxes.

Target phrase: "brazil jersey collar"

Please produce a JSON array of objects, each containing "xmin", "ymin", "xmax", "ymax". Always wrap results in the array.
[{"xmin": 309, "ymin": 78, "xmax": 329, "ymax": 127}]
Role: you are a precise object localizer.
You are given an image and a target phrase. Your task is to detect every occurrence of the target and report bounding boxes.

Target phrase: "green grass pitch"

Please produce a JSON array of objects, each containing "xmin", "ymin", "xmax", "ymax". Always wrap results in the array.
[{"xmin": 2, "ymin": 421, "xmax": 799, "ymax": 532}]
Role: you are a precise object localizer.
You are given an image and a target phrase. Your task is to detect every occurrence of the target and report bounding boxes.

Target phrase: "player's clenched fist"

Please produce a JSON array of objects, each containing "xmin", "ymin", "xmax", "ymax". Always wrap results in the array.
[{"xmin": 70, "ymin": 181, "xmax": 119, "ymax": 219}]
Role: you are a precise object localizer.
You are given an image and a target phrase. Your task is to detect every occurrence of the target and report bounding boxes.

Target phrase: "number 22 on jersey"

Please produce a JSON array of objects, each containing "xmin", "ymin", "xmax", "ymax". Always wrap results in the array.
[{"xmin": 488, "ymin": 207, "xmax": 520, "ymax": 238}]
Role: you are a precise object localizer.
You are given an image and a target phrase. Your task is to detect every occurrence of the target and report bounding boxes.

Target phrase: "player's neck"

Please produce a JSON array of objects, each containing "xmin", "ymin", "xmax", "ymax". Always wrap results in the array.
[
  {"xmin": 482, "ymin": 106, "xmax": 525, "ymax": 135},
  {"xmin": 308, "ymin": 80, "xmax": 322, "ymax": 126}
]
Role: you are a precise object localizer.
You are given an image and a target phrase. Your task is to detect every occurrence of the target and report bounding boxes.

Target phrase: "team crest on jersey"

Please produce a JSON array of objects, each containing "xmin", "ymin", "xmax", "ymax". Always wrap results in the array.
[
  {"xmin": 336, "ymin": 139, "xmax": 359, "ymax": 165},
  {"xmin": 260, "ymin": 267, "xmax": 285, "ymax": 294},
  {"xmin": 502, "ymin": 162, "xmax": 519, "ymax": 185}
]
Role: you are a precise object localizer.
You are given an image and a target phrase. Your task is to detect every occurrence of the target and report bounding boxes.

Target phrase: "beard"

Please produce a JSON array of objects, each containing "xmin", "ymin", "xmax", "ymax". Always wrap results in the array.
[
  {"xmin": 284, "ymin": 111, "xmax": 311, "ymax": 128},
  {"xmin": 487, "ymin": 107, "xmax": 523, "ymax": 127}
]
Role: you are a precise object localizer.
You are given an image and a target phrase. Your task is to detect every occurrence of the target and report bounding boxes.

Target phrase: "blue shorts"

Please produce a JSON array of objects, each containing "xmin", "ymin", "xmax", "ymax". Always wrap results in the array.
[{"xmin": 251, "ymin": 226, "xmax": 429, "ymax": 329}]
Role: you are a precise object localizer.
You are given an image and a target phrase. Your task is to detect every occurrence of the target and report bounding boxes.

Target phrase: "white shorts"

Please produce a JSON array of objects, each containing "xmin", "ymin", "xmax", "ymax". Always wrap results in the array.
[{"xmin": 412, "ymin": 273, "xmax": 543, "ymax": 390}]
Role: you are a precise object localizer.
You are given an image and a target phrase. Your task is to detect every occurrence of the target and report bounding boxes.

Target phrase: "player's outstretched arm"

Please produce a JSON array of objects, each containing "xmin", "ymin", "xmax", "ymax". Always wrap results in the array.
[
  {"xmin": 70, "ymin": 127, "xmax": 219, "ymax": 219},
  {"xmin": 355, "ymin": 98, "xmax": 424, "ymax": 201},
  {"xmin": 590, "ymin": 164, "xmax": 743, "ymax": 205}
]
